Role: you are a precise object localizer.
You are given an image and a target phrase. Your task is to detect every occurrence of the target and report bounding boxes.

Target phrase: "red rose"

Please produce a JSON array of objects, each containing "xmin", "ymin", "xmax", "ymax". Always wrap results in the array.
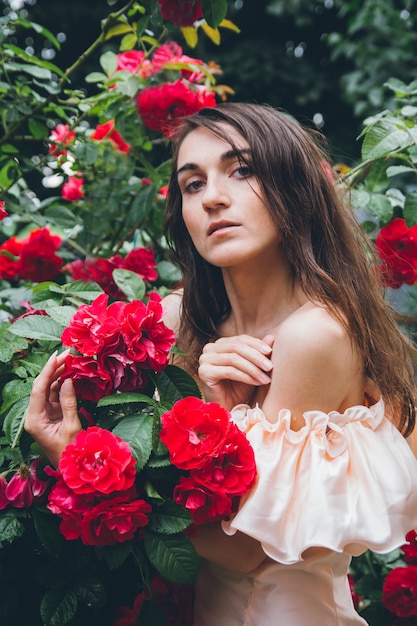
[
  {"xmin": 115, "ymin": 50, "xmax": 152, "ymax": 78},
  {"xmin": 58, "ymin": 426, "xmax": 137, "ymax": 495},
  {"xmin": 47, "ymin": 478, "xmax": 93, "ymax": 540},
  {"xmin": 159, "ymin": 397, "xmax": 231, "ymax": 470},
  {"xmin": 61, "ymin": 293, "xmax": 126, "ymax": 356},
  {"xmin": 136, "ymin": 80, "xmax": 216, "ymax": 138},
  {"xmin": 65, "ymin": 256, "xmax": 125, "ymax": 299},
  {"xmin": 382, "ymin": 566, "xmax": 417, "ymax": 617},
  {"xmin": 402, "ymin": 531, "xmax": 417, "ymax": 565},
  {"xmin": 123, "ymin": 247, "xmax": 158, "ymax": 282},
  {"xmin": 173, "ymin": 475, "xmax": 232, "ymax": 524},
  {"xmin": 0, "ymin": 477, "xmax": 9, "ymax": 510},
  {"xmin": 122, "ymin": 298, "xmax": 175, "ymax": 371},
  {"xmin": 97, "ymin": 337, "xmax": 148, "ymax": 393},
  {"xmin": 0, "ymin": 201, "xmax": 7, "ymax": 220},
  {"xmin": 0, "ymin": 236, "xmax": 22, "ymax": 281},
  {"xmin": 376, "ymin": 218, "xmax": 417, "ymax": 288},
  {"xmin": 157, "ymin": 0, "xmax": 203, "ymax": 26},
  {"xmin": 151, "ymin": 42, "xmax": 204, "ymax": 83},
  {"xmin": 5, "ymin": 458, "xmax": 51, "ymax": 508},
  {"xmin": 91, "ymin": 120, "xmax": 131, "ymax": 153},
  {"xmin": 191, "ymin": 424, "xmax": 256, "ymax": 495},
  {"xmin": 79, "ymin": 493, "xmax": 151, "ymax": 546},
  {"xmin": 62, "ymin": 175, "xmax": 85, "ymax": 201},
  {"xmin": 17, "ymin": 227, "xmax": 63, "ymax": 282},
  {"xmin": 60, "ymin": 354, "xmax": 114, "ymax": 401},
  {"xmin": 49, "ymin": 123, "xmax": 75, "ymax": 156}
]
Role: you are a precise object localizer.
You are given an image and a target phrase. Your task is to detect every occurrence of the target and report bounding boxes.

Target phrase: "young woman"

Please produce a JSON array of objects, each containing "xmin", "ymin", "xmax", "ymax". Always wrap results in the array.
[{"xmin": 26, "ymin": 103, "xmax": 417, "ymax": 625}]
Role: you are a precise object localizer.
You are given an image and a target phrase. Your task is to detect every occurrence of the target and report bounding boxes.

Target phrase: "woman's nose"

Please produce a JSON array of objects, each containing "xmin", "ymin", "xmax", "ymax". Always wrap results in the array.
[{"xmin": 202, "ymin": 178, "xmax": 231, "ymax": 211}]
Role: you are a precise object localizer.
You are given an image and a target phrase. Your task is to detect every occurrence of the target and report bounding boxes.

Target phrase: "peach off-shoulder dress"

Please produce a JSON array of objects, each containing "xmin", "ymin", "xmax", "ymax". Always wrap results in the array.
[{"xmin": 193, "ymin": 400, "xmax": 417, "ymax": 626}]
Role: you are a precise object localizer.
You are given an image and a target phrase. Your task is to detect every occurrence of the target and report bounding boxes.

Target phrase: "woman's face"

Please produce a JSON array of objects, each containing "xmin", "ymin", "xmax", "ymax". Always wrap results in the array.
[{"xmin": 176, "ymin": 125, "xmax": 281, "ymax": 270}]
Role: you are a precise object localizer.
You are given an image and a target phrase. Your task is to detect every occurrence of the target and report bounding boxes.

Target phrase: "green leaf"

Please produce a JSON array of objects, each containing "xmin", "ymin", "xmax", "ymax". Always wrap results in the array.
[
  {"xmin": 0, "ymin": 323, "xmax": 28, "ymax": 363},
  {"xmin": 201, "ymin": 0, "xmax": 228, "ymax": 28},
  {"xmin": 144, "ymin": 529, "xmax": 199, "ymax": 584},
  {"xmin": 0, "ymin": 512, "xmax": 24, "ymax": 548},
  {"xmin": 8, "ymin": 315, "xmax": 63, "ymax": 341},
  {"xmin": 112, "ymin": 413, "xmax": 153, "ymax": 470},
  {"xmin": 45, "ymin": 205, "xmax": 82, "ymax": 228},
  {"xmin": 2, "ymin": 396, "xmax": 30, "ymax": 446},
  {"xmin": 404, "ymin": 190, "xmax": 417, "ymax": 227},
  {"xmin": 40, "ymin": 587, "xmax": 78, "ymax": 626},
  {"xmin": 386, "ymin": 165, "xmax": 416, "ymax": 177},
  {"xmin": 4, "ymin": 61, "xmax": 52, "ymax": 80},
  {"xmin": 148, "ymin": 501, "xmax": 192, "ymax": 534},
  {"xmin": 361, "ymin": 120, "xmax": 410, "ymax": 161},
  {"xmin": 368, "ymin": 194, "xmax": 393, "ymax": 223},
  {"xmin": 97, "ymin": 392, "xmax": 156, "ymax": 407},
  {"xmin": 100, "ymin": 50, "xmax": 118, "ymax": 76},
  {"xmin": 74, "ymin": 574, "xmax": 106, "ymax": 608},
  {"xmin": 95, "ymin": 541, "xmax": 133, "ymax": 570},
  {"xmin": 112, "ymin": 269, "xmax": 146, "ymax": 301},
  {"xmin": 152, "ymin": 365, "xmax": 201, "ymax": 404},
  {"xmin": 45, "ymin": 305, "xmax": 76, "ymax": 328},
  {"xmin": 31, "ymin": 508, "xmax": 64, "ymax": 557},
  {"xmin": 157, "ymin": 260, "xmax": 181, "ymax": 284},
  {"xmin": 28, "ymin": 118, "xmax": 48, "ymax": 139},
  {"xmin": 1, "ymin": 377, "xmax": 33, "ymax": 413},
  {"xmin": 73, "ymin": 141, "xmax": 99, "ymax": 165}
]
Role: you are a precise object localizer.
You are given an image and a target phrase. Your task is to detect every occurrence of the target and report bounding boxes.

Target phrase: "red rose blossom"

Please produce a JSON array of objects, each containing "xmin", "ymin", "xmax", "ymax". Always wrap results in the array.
[
  {"xmin": 173, "ymin": 475, "xmax": 232, "ymax": 524},
  {"xmin": 0, "ymin": 236, "xmax": 22, "ymax": 281},
  {"xmin": 137, "ymin": 80, "xmax": 216, "ymax": 138},
  {"xmin": 123, "ymin": 247, "xmax": 158, "ymax": 282},
  {"xmin": 402, "ymin": 531, "xmax": 417, "ymax": 565},
  {"xmin": 47, "ymin": 477, "xmax": 94, "ymax": 540},
  {"xmin": 61, "ymin": 293, "xmax": 126, "ymax": 356},
  {"xmin": 0, "ymin": 476, "xmax": 9, "ymax": 509},
  {"xmin": 49, "ymin": 123, "xmax": 75, "ymax": 156},
  {"xmin": 5, "ymin": 458, "xmax": 51, "ymax": 508},
  {"xmin": 376, "ymin": 218, "xmax": 417, "ymax": 288},
  {"xmin": 65, "ymin": 256, "xmax": 125, "ymax": 299},
  {"xmin": 62, "ymin": 175, "xmax": 85, "ymax": 201},
  {"xmin": 79, "ymin": 493, "xmax": 151, "ymax": 546},
  {"xmin": 151, "ymin": 41, "xmax": 204, "ymax": 83},
  {"xmin": 160, "ymin": 396, "xmax": 231, "ymax": 470},
  {"xmin": 121, "ymin": 298, "xmax": 175, "ymax": 371},
  {"xmin": 0, "ymin": 201, "xmax": 7, "ymax": 220},
  {"xmin": 382, "ymin": 566, "xmax": 417, "ymax": 617},
  {"xmin": 115, "ymin": 50, "xmax": 152, "ymax": 78},
  {"xmin": 58, "ymin": 426, "xmax": 137, "ymax": 495},
  {"xmin": 157, "ymin": 0, "xmax": 203, "ymax": 26},
  {"xmin": 191, "ymin": 424, "xmax": 256, "ymax": 495},
  {"xmin": 17, "ymin": 227, "xmax": 63, "ymax": 282},
  {"xmin": 60, "ymin": 353, "xmax": 114, "ymax": 402},
  {"xmin": 91, "ymin": 120, "xmax": 130, "ymax": 153}
]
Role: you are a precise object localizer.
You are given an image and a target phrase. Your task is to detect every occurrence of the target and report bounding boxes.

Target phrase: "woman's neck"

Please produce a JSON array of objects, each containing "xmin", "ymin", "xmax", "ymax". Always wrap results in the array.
[{"xmin": 219, "ymin": 258, "xmax": 308, "ymax": 338}]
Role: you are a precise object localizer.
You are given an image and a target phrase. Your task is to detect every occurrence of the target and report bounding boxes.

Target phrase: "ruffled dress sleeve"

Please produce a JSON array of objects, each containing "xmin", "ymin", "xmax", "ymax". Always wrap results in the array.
[{"xmin": 222, "ymin": 399, "xmax": 417, "ymax": 565}]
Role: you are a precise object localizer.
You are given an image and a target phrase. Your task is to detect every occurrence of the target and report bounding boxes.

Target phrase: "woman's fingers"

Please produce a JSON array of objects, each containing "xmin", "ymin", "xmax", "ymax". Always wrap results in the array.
[{"xmin": 199, "ymin": 335, "xmax": 273, "ymax": 385}]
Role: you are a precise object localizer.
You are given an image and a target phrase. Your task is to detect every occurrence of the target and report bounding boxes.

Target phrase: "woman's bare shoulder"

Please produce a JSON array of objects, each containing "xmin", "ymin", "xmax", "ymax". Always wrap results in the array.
[{"xmin": 161, "ymin": 289, "xmax": 183, "ymax": 333}]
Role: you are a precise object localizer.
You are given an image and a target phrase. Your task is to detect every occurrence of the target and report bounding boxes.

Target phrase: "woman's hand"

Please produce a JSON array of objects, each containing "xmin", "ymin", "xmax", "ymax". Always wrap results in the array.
[
  {"xmin": 24, "ymin": 350, "xmax": 82, "ymax": 467},
  {"xmin": 198, "ymin": 334, "xmax": 274, "ymax": 409}
]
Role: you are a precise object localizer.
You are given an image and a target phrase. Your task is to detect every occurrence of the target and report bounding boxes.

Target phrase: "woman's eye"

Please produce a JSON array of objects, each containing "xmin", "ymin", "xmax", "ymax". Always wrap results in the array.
[
  {"xmin": 184, "ymin": 179, "xmax": 204, "ymax": 193},
  {"xmin": 234, "ymin": 165, "xmax": 253, "ymax": 178}
]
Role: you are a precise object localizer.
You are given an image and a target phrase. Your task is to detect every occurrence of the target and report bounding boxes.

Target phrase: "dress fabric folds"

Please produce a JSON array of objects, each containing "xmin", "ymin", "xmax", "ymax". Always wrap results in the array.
[{"xmin": 193, "ymin": 399, "xmax": 417, "ymax": 626}]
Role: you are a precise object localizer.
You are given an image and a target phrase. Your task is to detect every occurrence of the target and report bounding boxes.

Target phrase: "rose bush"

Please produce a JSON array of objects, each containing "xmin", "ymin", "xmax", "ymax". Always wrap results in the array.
[{"xmin": 1, "ymin": 0, "xmax": 417, "ymax": 624}]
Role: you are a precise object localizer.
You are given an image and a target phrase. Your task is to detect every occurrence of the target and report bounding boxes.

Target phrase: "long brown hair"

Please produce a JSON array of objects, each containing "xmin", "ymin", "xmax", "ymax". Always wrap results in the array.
[{"xmin": 164, "ymin": 102, "xmax": 417, "ymax": 436}]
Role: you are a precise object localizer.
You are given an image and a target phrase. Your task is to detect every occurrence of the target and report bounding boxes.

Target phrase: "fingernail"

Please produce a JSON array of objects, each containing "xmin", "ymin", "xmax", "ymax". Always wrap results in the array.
[
  {"xmin": 49, "ymin": 350, "xmax": 58, "ymax": 360},
  {"xmin": 260, "ymin": 373, "xmax": 271, "ymax": 384},
  {"xmin": 261, "ymin": 344, "xmax": 273, "ymax": 353},
  {"xmin": 262, "ymin": 359, "xmax": 273, "ymax": 370}
]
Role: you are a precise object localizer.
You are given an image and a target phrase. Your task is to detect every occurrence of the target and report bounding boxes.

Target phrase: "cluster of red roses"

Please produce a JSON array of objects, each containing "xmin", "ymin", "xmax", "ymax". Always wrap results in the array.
[
  {"xmin": 60, "ymin": 292, "xmax": 176, "ymax": 402},
  {"xmin": 160, "ymin": 396, "xmax": 257, "ymax": 525},
  {"xmin": 376, "ymin": 217, "xmax": 417, "ymax": 289},
  {"xmin": 381, "ymin": 530, "xmax": 417, "ymax": 622},
  {"xmin": 0, "ymin": 226, "xmax": 62, "ymax": 283},
  {"xmin": 65, "ymin": 246, "xmax": 158, "ymax": 299},
  {"xmin": 46, "ymin": 427, "xmax": 152, "ymax": 546}
]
